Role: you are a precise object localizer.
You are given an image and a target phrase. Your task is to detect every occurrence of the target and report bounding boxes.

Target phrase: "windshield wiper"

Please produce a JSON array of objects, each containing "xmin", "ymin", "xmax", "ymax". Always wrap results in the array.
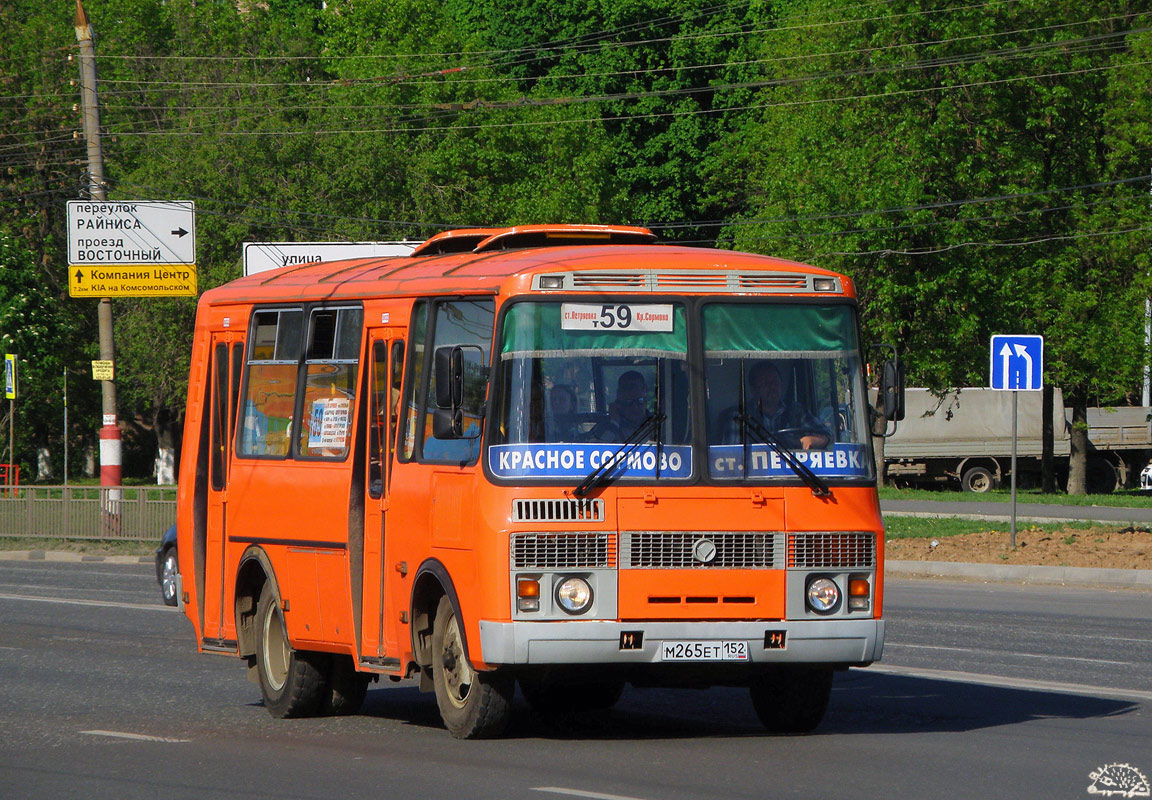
[
  {"xmin": 738, "ymin": 413, "xmax": 832, "ymax": 499},
  {"xmin": 574, "ymin": 412, "xmax": 666, "ymax": 497}
]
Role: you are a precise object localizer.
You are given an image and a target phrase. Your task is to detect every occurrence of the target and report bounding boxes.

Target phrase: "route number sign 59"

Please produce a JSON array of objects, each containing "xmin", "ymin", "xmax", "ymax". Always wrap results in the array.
[{"xmin": 561, "ymin": 303, "xmax": 675, "ymax": 333}]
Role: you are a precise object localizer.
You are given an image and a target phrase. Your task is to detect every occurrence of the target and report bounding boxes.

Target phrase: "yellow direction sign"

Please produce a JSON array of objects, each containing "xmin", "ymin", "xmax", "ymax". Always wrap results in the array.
[
  {"xmin": 69, "ymin": 265, "xmax": 197, "ymax": 297},
  {"xmin": 91, "ymin": 360, "xmax": 114, "ymax": 381}
]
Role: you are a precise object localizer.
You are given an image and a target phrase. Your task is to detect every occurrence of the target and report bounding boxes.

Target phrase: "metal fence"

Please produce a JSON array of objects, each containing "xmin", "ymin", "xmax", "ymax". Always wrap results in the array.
[{"xmin": 0, "ymin": 485, "xmax": 176, "ymax": 542}]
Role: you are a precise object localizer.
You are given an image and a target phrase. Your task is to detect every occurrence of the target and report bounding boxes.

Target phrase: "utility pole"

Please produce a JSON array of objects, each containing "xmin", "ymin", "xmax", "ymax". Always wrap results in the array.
[{"xmin": 73, "ymin": 0, "xmax": 122, "ymax": 501}]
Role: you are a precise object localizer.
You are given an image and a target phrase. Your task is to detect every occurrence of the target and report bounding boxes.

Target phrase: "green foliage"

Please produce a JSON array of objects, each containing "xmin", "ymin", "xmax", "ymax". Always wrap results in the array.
[{"xmin": 0, "ymin": 0, "xmax": 1150, "ymax": 481}]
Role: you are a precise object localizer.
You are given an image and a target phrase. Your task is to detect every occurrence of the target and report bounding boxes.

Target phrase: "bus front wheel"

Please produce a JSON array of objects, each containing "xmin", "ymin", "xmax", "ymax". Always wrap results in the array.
[
  {"xmin": 255, "ymin": 582, "xmax": 328, "ymax": 718},
  {"xmin": 749, "ymin": 667, "xmax": 833, "ymax": 734},
  {"xmin": 430, "ymin": 595, "xmax": 513, "ymax": 739}
]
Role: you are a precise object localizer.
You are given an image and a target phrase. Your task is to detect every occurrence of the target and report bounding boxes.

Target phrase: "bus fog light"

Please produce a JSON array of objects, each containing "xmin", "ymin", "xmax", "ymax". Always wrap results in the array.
[
  {"xmin": 806, "ymin": 577, "xmax": 840, "ymax": 613},
  {"xmin": 555, "ymin": 577, "xmax": 593, "ymax": 614},
  {"xmin": 848, "ymin": 597, "xmax": 870, "ymax": 612}
]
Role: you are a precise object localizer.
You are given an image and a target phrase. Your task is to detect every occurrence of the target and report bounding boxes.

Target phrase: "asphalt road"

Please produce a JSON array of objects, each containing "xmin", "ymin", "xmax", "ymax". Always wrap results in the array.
[{"xmin": 1, "ymin": 560, "xmax": 1149, "ymax": 800}]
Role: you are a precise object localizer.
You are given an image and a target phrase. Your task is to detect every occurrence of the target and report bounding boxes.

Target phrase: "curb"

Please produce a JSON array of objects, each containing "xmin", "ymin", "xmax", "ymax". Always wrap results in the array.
[
  {"xmin": 0, "ymin": 550, "xmax": 152, "ymax": 565},
  {"xmin": 883, "ymin": 509, "xmax": 1152, "ymax": 525},
  {"xmin": 887, "ymin": 559, "xmax": 1152, "ymax": 589}
]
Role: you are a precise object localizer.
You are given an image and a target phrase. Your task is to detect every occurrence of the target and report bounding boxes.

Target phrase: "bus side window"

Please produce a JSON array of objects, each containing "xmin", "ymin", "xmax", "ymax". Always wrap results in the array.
[
  {"xmin": 418, "ymin": 298, "xmax": 494, "ymax": 463},
  {"xmin": 297, "ymin": 307, "xmax": 363, "ymax": 459},
  {"xmin": 368, "ymin": 339, "xmax": 405, "ymax": 498},
  {"xmin": 238, "ymin": 309, "xmax": 302, "ymax": 458}
]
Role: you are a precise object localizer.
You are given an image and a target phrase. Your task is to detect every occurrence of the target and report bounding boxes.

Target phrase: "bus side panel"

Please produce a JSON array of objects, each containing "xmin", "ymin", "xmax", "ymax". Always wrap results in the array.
[{"xmin": 226, "ymin": 459, "xmax": 356, "ymax": 651}]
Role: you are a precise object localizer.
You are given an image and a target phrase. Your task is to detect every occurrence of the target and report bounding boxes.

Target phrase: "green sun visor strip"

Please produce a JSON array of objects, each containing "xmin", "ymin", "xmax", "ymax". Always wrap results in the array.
[
  {"xmin": 702, "ymin": 303, "xmax": 858, "ymax": 357},
  {"xmin": 500, "ymin": 302, "xmax": 688, "ymax": 360}
]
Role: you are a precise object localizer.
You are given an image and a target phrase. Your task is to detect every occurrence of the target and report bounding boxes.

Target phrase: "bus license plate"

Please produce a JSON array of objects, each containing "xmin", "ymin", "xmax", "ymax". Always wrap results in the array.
[{"xmin": 660, "ymin": 640, "xmax": 749, "ymax": 662}]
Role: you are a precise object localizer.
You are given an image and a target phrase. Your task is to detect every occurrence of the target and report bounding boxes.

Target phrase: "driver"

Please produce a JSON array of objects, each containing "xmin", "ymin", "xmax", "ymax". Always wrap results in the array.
[
  {"xmin": 730, "ymin": 361, "xmax": 829, "ymax": 450},
  {"xmin": 591, "ymin": 370, "xmax": 649, "ymax": 442}
]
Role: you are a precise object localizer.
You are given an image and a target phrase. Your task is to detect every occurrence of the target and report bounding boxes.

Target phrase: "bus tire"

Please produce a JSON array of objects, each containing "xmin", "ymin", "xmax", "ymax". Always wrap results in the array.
[
  {"xmin": 323, "ymin": 655, "xmax": 370, "ymax": 716},
  {"xmin": 255, "ymin": 582, "xmax": 328, "ymax": 718},
  {"xmin": 749, "ymin": 667, "xmax": 833, "ymax": 734},
  {"xmin": 431, "ymin": 595, "xmax": 512, "ymax": 739}
]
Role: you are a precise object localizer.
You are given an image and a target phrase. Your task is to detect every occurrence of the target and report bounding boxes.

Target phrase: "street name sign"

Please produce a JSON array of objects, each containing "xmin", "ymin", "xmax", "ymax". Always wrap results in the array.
[
  {"xmin": 242, "ymin": 241, "xmax": 416, "ymax": 276},
  {"xmin": 67, "ymin": 201, "xmax": 197, "ymax": 297},
  {"xmin": 67, "ymin": 201, "xmax": 195, "ymax": 266},
  {"xmin": 990, "ymin": 334, "xmax": 1043, "ymax": 391}
]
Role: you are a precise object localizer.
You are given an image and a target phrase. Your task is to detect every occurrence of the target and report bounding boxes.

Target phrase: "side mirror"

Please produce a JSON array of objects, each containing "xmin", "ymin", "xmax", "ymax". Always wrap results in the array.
[
  {"xmin": 881, "ymin": 357, "xmax": 905, "ymax": 422},
  {"xmin": 434, "ymin": 346, "xmax": 463, "ymax": 409},
  {"xmin": 433, "ymin": 345, "xmax": 485, "ymax": 439}
]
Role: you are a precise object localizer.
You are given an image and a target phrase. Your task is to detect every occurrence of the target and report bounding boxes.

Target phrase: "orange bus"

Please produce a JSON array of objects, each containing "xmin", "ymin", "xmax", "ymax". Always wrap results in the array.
[{"xmin": 176, "ymin": 224, "xmax": 902, "ymax": 738}]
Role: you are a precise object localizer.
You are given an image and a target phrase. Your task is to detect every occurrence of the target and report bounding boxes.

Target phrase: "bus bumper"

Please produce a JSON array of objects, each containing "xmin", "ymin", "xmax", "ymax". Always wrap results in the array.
[{"xmin": 478, "ymin": 618, "xmax": 884, "ymax": 667}]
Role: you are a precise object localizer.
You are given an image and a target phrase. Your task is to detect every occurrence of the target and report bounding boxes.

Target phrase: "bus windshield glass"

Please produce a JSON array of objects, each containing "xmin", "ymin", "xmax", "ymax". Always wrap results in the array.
[
  {"xmin": 703, "ymin": 302, "xmax": 873, "ymax": 481},
  {"xmin": 490, "ymin": 301, "xmax": 692, "ymax": 482}
]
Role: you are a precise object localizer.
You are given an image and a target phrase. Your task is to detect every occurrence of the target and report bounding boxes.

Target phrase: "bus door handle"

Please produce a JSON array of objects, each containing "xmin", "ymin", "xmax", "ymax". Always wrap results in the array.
[{"xmin": 750, "ymin": 490, "xmax": 765, "ymax": 507}]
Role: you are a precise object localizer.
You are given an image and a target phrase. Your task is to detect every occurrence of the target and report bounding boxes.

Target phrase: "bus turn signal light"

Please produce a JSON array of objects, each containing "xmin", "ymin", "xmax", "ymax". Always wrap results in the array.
[
  {"xmin": 517, "ymin": 578, "xmax": 540, "ymax": 612},
  {"xmin": 848, "ymin": 578, "xmax": 870, "ymax": 612}
]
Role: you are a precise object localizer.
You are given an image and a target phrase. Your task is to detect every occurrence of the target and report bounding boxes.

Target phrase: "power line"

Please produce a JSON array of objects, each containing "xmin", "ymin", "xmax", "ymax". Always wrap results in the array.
[{"xmin": 96, "ymin": 57, "xmax": 1152, "ymax": 138}]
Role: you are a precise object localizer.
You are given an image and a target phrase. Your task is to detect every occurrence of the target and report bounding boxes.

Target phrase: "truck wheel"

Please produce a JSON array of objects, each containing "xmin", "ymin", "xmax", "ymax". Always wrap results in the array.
[
  {"xmin": 749, "ymin": 667, "xmax": 833, "ymax": 734},
  {"xmin": 961, "ymin": 466, "xmax": 994, "ymax": 493},
  {"xmin": 431, "ymin": 595, "xmax": 513, "ymax": 738},
  {"xmin": 255, "ymin": 582, "xmax": 328, "ymax": 718}
]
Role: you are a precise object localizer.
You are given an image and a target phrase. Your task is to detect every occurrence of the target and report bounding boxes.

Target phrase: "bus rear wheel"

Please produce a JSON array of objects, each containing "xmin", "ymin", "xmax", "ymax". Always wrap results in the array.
[
  {"xmin": 255, "ymin": 582, "xmax": 328, "ymax": 718},
  {"xmin": 431, "ymin": 595, "xmax": 513, "ymax": 739},
  {"xmin": 749, "ymin": 667, "xmax": 833, "ymax": 734}
]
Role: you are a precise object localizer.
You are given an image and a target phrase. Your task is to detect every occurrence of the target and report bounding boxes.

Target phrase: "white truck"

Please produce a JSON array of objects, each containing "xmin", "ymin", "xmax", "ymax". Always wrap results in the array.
[{"xmin": 883, "ymin": 388, "xmax": 1152, "ymax": 492}]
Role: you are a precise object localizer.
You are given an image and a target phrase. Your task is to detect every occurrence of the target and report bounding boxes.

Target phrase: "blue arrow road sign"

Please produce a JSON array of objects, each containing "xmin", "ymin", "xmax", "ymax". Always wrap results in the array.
[{"xmin": 990, "ymin": 335, "xmax": 1043, "ymax": 391}]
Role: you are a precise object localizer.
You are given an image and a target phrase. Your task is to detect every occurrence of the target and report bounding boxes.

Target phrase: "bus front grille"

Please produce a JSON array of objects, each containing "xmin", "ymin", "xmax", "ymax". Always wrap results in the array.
[
  {"xmin": 621, "ymin": 531, "xmax": 784, "ymax": 569},
  {"xmin": 787, "ymin": 532, "xmax": 875, "ymax": 569},
  {"xmin": 512, "ymin": 498, "xmax": 605, "ymax": 523},
  {"xmin": 511, "ymin": 532, "xmax": 616, "ymax": 569}
]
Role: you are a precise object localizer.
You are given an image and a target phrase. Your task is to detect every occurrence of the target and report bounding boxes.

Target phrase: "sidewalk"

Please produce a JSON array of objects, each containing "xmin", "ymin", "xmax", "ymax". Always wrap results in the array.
[
  {"xmin": 881, "ymin": 498, "xmax": 1152, "ymax": 525},
  {"xmin": 0, "ymin": 550, "xmax": 151, "ymax": 564},
  {"xmin": 888, "ymin": 559, "xmax": 1152, "ymax": 589}
]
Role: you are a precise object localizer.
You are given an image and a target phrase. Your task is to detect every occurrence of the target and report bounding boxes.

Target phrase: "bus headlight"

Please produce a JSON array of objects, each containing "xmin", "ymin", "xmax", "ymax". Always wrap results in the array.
[
  {"xmin": 555, "ymin": 576, "xmax": 593, "ymax": 615},
  {"xmin": 806, "ymin": 577, "xmax": 840, "ymax": 614}
]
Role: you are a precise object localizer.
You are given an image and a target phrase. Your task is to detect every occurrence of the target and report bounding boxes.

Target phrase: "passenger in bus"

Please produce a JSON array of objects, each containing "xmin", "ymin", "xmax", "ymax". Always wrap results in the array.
[
  {"xmin": 723, "ymin": 361, "xmax": 829, "ymax": 450},
  {"xmin": 548, "ymin": 384, "xmax": 580, "ymax": 441},
  {"xmin": 591, "ymin": 370, "xmax": 649, "ymax": 442}
]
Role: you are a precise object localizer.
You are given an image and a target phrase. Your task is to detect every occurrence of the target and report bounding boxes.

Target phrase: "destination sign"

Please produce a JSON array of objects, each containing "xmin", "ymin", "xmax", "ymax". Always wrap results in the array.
[{"xmin": 69, "ymin": 265, "xmax": 197, "ymax": 298}]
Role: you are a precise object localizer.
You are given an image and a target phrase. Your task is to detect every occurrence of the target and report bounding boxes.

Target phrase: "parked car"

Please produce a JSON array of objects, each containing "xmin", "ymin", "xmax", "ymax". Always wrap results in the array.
[{"xmin": 155, "ymin": 524, "xmax": 178, "ymax": 606}]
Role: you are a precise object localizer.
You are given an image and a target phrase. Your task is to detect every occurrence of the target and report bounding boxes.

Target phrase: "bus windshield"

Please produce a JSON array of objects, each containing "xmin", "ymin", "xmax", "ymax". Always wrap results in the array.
[
  {"xmin": 490, "ymin": 301, "xmax": 692, "ymax": 482},
  {"xmin": 703, "ymin": 302, "xmax": 873, "ymax": 482},
  {"xmin": 488, "ymin": 299, "xmax": 873, "ymax": 484}
]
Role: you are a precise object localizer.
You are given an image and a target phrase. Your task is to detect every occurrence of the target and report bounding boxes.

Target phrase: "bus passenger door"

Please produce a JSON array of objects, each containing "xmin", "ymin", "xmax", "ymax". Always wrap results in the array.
[
  {"xmin": 361, "ymin": 330, "xmax": 405, "ymax": 661},
  {"xmin": 203, "ymin": 334, "xmax": 242, "ymax": 644}
]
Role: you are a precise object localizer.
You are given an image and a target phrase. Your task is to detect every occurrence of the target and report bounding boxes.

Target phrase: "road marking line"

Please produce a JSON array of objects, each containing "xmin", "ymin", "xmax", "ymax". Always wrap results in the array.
[
  {"xmin": 866, "ymin": 663, "xmax": 1152, "ymax": 702},
  {"xmin": 0, "ymin": 593, "xmax": 172, "ymax": 612},
  {"xmin": 81, "ymin": 730, "xmax": 189, "ymax": 743},
  {"xmin": 887, "ymin": 642, "xmax": 1132, "ymax": 667},
  {"xmin": 534, "ymin": 788, "xmax": 649, "ymax": 800}
]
